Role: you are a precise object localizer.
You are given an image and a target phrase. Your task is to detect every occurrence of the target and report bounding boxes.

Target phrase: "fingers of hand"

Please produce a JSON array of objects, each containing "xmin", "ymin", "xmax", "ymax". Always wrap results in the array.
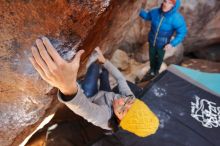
[
  {"xmin": 36, "ymin": 39, "xmax": 57, "ymax": 72},
  {"xmin": 72, "ymin": 50, "xmax": 85, "ymax": 64},
  {"xmin": 30, "ymin": 37, "xmax": 83, "ymax": 90},
  {"xmin": 31, "ymin": 46, "xmax": 52, "ymax": 78},
  {"xmin": 95, "ymin": 47, "xmax": 102, "ymax": 56},
  {"xmin": 94, "ymin": 47, "xmax": 106, "ymax": 63},
  {"xmin": 29, "ymin": 57, "xmax": 50, "ymax": 82},
  {"xmin": 165, "ymin": 45, "xmax": 170, "ymax": 51},
  {"xmin": 42, "ymin": 37, "xmax": 63, "ymax": 63},
  {"xmin": 95, "ymin": 46, "xmax": 101, "ymax": 52}
]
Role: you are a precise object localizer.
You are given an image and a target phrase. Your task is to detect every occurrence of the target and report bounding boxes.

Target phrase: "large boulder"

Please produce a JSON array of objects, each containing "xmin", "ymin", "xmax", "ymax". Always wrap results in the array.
[
  {"xmin": 182, "ymin": 0, "xmax": 220, "ymax": 52},
  {"xmin": 1, "ymin": 0, "xmax": 220, "ymax": 145},
  {"xmin": 0, "ymin": 1, "xmax": 123, "ymax": 146},
  {"xmin": 110, "ymin": 49, "xmax": 130, "ymax": 71},
  {"xmin": 109, "ymin": 49, "xmax": 167, "ymax": 83},
  {"xmin": 181, "ymin": 58, "xmax": 220, "ymax": 73},
  {"xmin": 191, "ymin": 43, "xmax": 220, "ymax": 62},
  {"xmin": 164, "ymin": 43, "xmax": 184, "ymax": 65}
]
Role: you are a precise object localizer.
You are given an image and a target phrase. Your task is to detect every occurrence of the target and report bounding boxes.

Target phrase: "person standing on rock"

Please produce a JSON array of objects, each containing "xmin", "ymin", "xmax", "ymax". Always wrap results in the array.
[{"xmin": 140, "ymin": 0, "xmax": 187, "ymax": 81}]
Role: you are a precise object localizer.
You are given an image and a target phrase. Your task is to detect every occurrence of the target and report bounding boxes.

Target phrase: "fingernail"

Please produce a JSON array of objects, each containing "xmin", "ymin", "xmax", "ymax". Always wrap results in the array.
[
  {"xmin": 79, "ymin": 50, "xmax": 84, "ymax": 53},
  {"xmin": 42, "ymin": 36, "xmax": 46, "ymax": 40},
  {"xmin": 36, "ymin": 39, "xmax": 41, "ymax": 43},
  {"xmin": 31, "ymin": 46, "xmax": 36, "ymax": 50},
  {"xmin": 28, "ymin": 57, "xmax": 33, "ymax": 62},
  {"xmin": 42, "ymin": 36, "xmax": 48, "ymax": 42}
]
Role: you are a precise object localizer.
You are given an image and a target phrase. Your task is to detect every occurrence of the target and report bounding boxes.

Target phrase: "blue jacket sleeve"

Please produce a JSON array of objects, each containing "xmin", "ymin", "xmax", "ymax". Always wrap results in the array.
[
  {"xmin": 170, "ymin": 15, "xmax": 187, "ymax": 47},
  {"xmin": 139, "ymin": 9, "xmax": 151, "ymax": 21}
]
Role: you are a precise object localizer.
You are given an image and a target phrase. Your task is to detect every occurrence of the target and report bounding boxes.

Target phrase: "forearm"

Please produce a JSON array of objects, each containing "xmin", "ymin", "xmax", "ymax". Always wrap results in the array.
[
  {"xmin": 58, "ymin": 85, "xmax": 112, "ymax": 130},
  {"xmin": 170, "ymin": 29, "xmax": 187, "ymax": 47},
  {"xmin": 103, "ymin": 60, "xmax": 125, "ymax": 81},
  {"xmin": 171, "ymin": 17, "xmax": 187, "ymax": 47},
  {"xmin": 103, "ymin": 60, "xmax": 134, "ymax": 96}
]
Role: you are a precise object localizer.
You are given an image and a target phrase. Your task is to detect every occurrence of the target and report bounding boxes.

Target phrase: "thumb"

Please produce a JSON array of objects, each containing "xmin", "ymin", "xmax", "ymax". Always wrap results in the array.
[
  {"xmin": 71, "ymin": 49, "xmax": 85, "ymax": 64},
  {"xmin": 95, "ymin": 47, "xmax": 102, "ymax": 55},
  {"xmin": 94, "ymin": 46, "xmax": 100, "ymax": 52}
]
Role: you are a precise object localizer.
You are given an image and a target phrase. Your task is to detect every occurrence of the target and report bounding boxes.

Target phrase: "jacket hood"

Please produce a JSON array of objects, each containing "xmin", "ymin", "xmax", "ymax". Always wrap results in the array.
[{"xmin": 160, "ymin": 0, "xmax": 181, "ymax": 16}]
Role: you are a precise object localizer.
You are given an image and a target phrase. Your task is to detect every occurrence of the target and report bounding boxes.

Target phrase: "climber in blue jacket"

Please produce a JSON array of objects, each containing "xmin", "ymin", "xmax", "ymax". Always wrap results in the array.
[{"xmin": 139, "ymin": 0, "xmax": 187, "ymax": 81}]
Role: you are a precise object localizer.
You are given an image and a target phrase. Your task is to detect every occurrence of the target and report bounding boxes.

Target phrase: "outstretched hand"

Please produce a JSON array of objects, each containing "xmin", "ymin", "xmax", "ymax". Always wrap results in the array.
[
  {"xmin": 94, "ymin": 46, "xmax": 106, "ymax": 64},
  {"xmin": 29, "ymin": 37, "xmax": 84, "ymax": 95}
]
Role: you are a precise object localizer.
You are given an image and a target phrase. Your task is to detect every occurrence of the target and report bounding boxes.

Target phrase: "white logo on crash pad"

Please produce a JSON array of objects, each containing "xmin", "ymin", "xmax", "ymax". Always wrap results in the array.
[{"xmin": 191, "ymin": 96, "xmax": 220, "ymax": 128}]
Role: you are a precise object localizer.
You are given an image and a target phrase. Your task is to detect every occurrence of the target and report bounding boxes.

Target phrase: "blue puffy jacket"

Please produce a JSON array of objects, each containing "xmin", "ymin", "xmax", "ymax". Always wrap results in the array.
[{"xmin": 139, "ymin": 0, "xmax": 187, "ymax": 49}]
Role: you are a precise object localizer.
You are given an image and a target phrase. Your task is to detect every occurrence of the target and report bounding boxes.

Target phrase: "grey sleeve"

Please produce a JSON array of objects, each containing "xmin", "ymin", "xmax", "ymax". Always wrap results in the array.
[
  {"xmin": 103, "ymin": 60, "xmax": 134, "ymax": 97},
  {"xmin": 57, "ymin": 85, "xmax": 112, "ymax": 130}
]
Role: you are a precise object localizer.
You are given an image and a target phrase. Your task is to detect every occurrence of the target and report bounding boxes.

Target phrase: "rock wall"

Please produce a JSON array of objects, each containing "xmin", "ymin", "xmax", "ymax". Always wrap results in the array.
[
  {"xmin": 182, "ymin": 0, "xmax": 220, "ymax": 52},
  {"xmin": 181, "ymin": 58, "xmax": 220, "ymax": 73},
  {"xmin": 1, "ymin": 0, "xmax": 220, "ymax": 145},
  {"xmin": 0, "ymin": 0, "xmax": 122, "ymax": 145}
]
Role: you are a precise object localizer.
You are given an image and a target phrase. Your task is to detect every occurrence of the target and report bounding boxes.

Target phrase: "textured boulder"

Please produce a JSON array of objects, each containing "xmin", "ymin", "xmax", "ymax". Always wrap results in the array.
[
  {"xmin": 164, "ymin": 43, "xmax": 184, "ymax": 65},
  {"xmin": 0, "ymin": 0, "xmax": 122, "ymax": 146},
  {"xmin": 110, "ymin": 49, "xmax": 129, "ymax": 71},
  {"xmin": 191, "ymin": 43, "xmax": 220, "ymax": 62},
  {"xmin": 181, "ymin": 58, "xmax": 220, "ymax": 73},
  {"xmin": 110, "ymin": 49, "xmax": 167, "ymax": 83},
  {"xmin": 182, "ymin": 0, "xmax": 220, "ymax": 52},
  {"xmin": 1, "ymin": 0, "xmax": 220, "ymax": 145}
]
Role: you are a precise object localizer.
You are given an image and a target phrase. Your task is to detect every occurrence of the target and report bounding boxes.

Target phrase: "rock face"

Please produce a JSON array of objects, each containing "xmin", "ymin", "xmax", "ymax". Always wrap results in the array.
[
  {"xmin": 110, "ymin": 49, "xmax": 129, "ymax": 71},
  {"xmin": 110, "ymin": 49, "xmax": 167, "ymax": 83},
  {"xmin": 181, "ymin": 58, "xmax": 220, "ymax": 73},
  {"xmin": 191, "ymin": 43, "xmax": 220, "ymax": 62},
  {"xmin": 0, "ymin": 1, "xmax": 121, "ymax": 146},
  {"xmin": 1, "ymin": 0, "xmax": 220, "ymax": 146},
  {"xmin": 182, "ymin": 0, "xmax": 220, "ymax": 52}
]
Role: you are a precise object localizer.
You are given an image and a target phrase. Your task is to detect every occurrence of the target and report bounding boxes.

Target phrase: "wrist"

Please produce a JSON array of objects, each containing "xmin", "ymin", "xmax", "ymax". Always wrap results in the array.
[
  {"xmin": 102, "ymin": 58, "xmax": 107, "ymax": 64},
  {"xmin": 60, "ymin": 83, "xmax": 78, "ymax": 96},
  {"xmin": 99, "ymin": 58, "xmax": 106, "ymax": 64}
]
